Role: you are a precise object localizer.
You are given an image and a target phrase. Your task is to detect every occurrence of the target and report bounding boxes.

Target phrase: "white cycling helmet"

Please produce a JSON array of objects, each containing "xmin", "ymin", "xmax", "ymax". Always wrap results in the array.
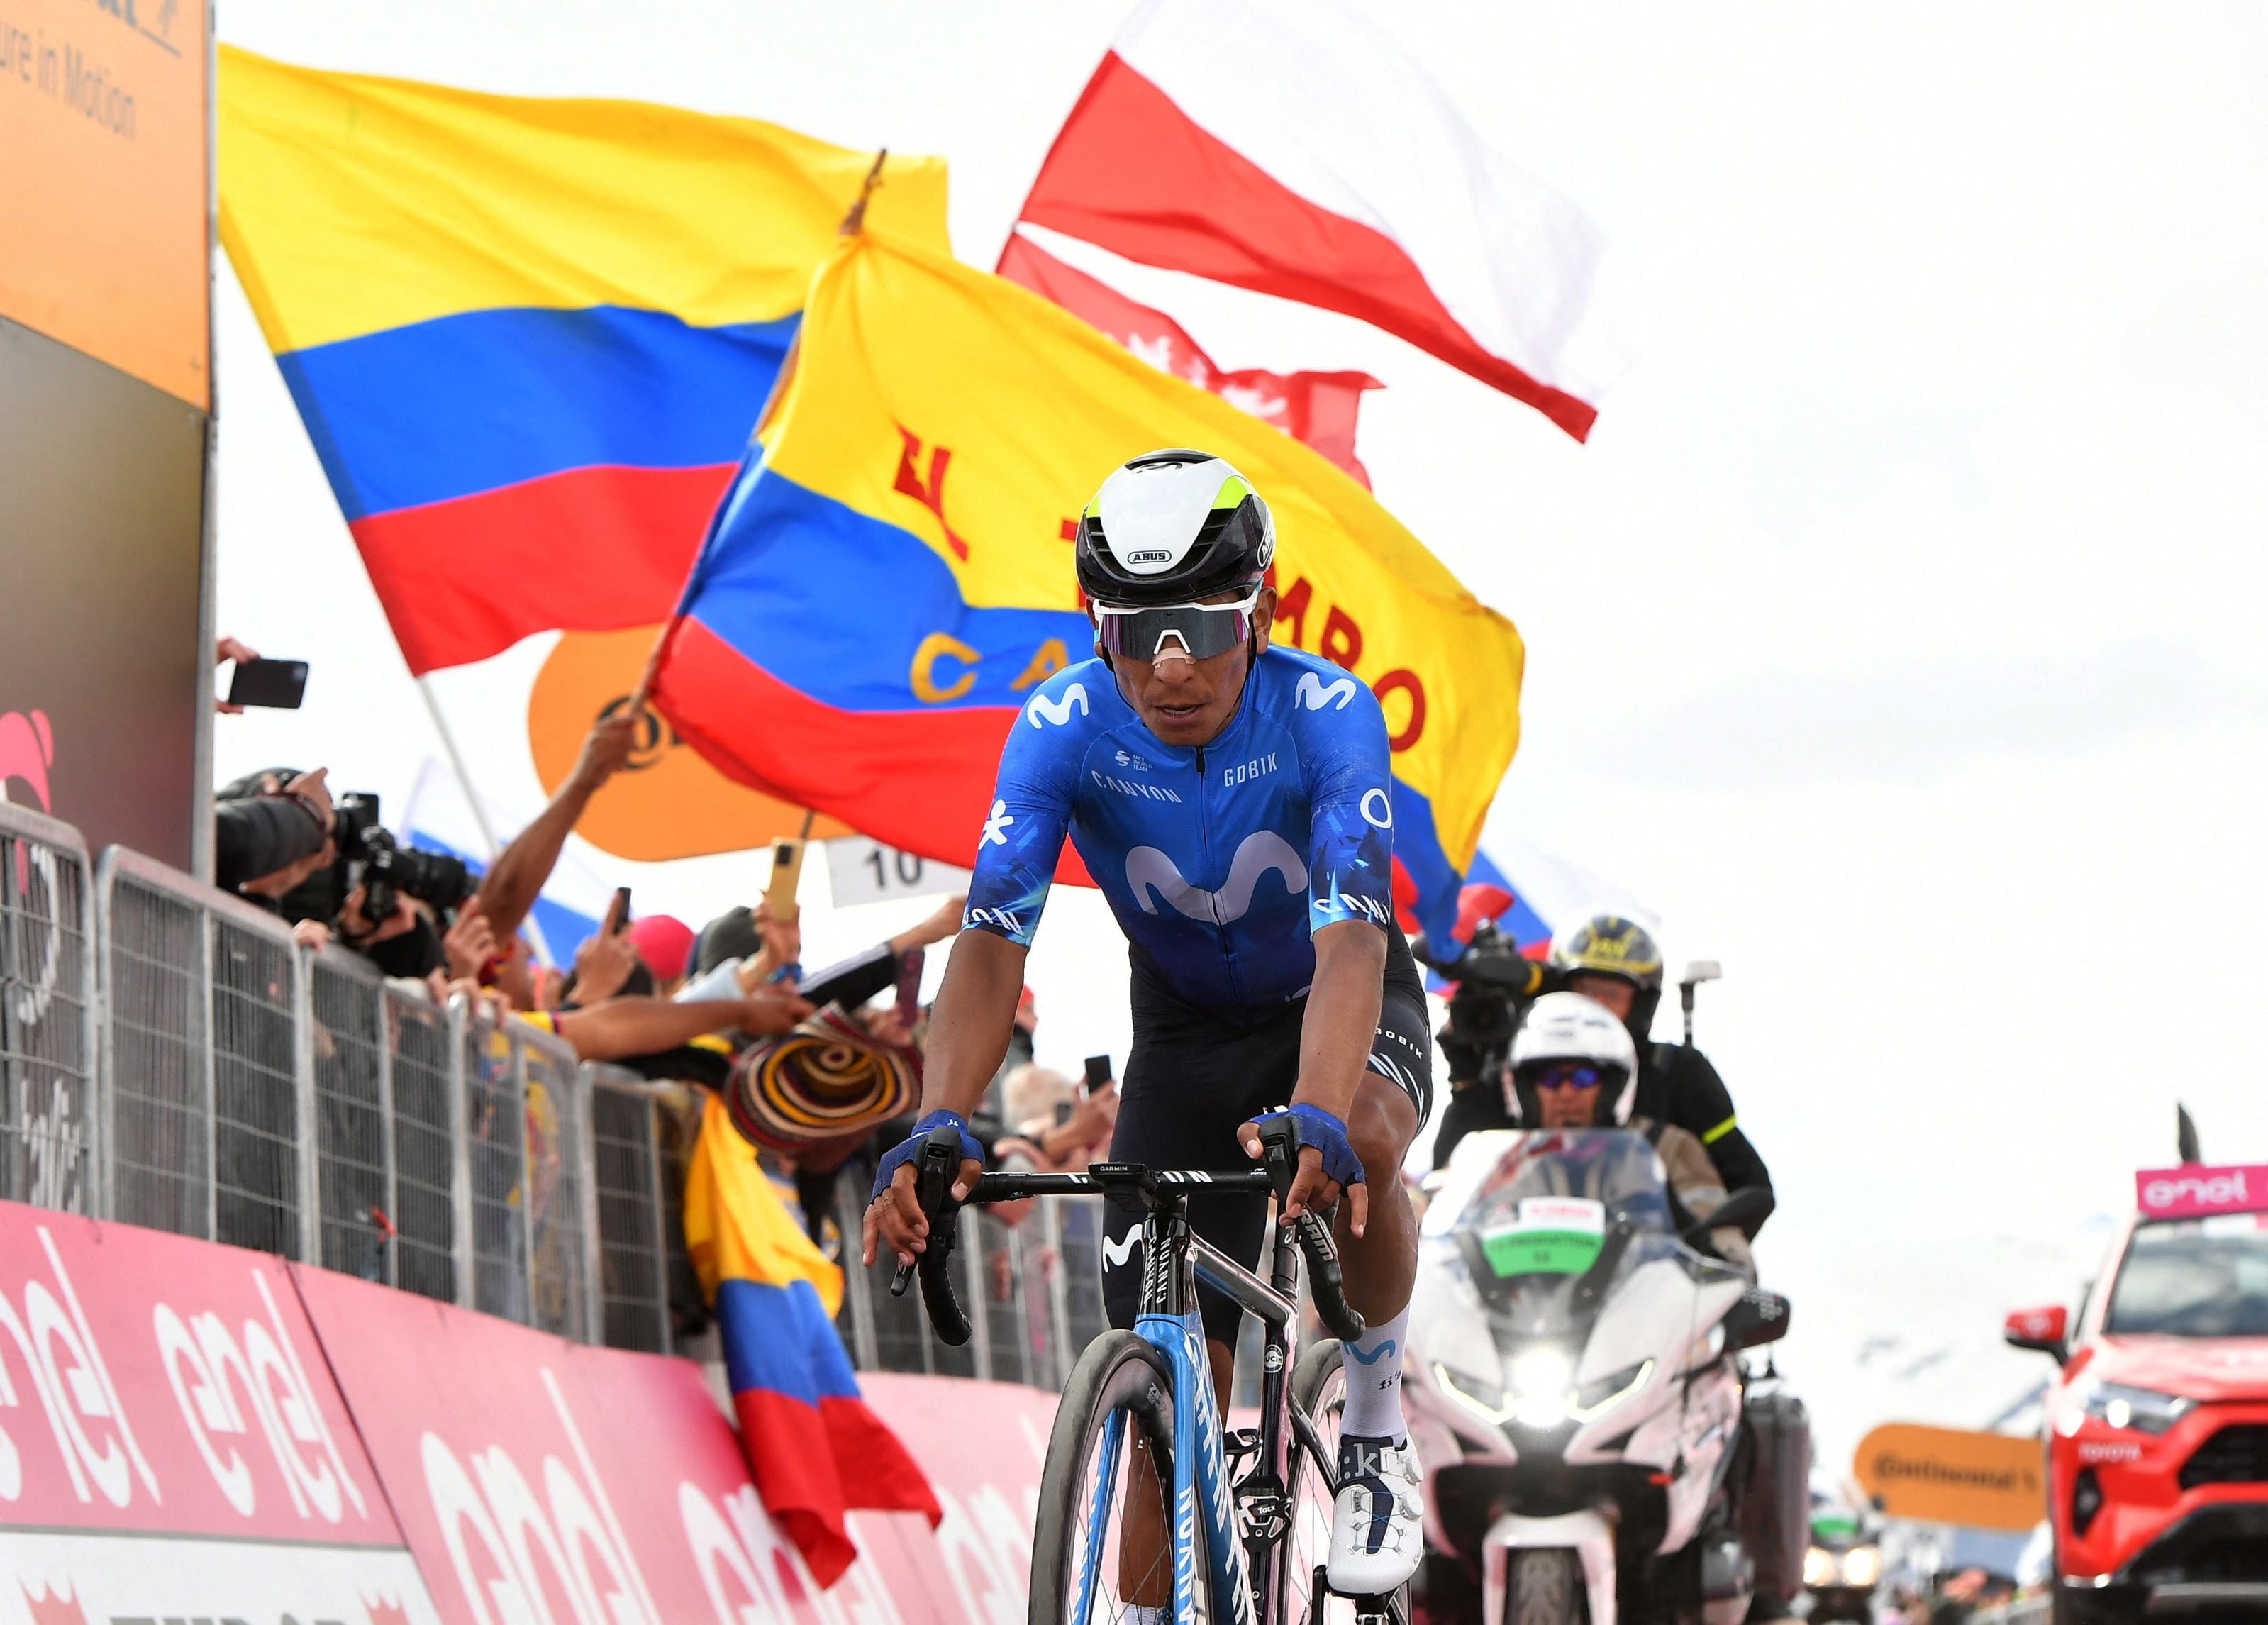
[{"xmin": 1508, "ymin": 992, "xmax": 1639, "ymax": 1126}]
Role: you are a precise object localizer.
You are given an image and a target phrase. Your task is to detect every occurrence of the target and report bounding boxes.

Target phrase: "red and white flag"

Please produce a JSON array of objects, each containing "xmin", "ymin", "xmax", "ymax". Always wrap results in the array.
[
  {"xmin": 1017, "ymin": 0, "xmax": 1618, "ymax": 440},
  {"xmin": 999, "ymin": 231, "xmax": 1382, "ymax": 487}
]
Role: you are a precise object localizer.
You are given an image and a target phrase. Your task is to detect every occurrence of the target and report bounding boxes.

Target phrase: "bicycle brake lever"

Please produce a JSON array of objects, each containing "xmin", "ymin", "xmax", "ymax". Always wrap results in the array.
[{"xmin": 889, "ymin": 1126, "xmax": 965, "ymax": 1299}]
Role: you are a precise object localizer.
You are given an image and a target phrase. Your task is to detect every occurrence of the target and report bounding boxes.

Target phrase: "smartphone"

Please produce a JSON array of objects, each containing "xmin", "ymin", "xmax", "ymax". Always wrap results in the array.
[
  {"xmin": 1083, "ymin": 1055, "xmax": 1114, "ymax": 1094},
  {"xmin": 602, "ymin": 887, "xmax": 632, "ymax": 936},
  {"xmin": 227, "ymin": 658, "xmax": 308, "ymax": 709},
  {"xmin": 766, "ymin": 838, "xmax": 806, "ymax": 924}
]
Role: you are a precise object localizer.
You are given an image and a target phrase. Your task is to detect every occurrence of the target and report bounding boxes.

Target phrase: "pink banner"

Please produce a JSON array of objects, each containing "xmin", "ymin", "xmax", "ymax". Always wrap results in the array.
[
  {"xmin": 2135, "ymin": 1163, "xmax": 2268, "ymax": 1219},
  {"xmin": 0, "ymin": 1202, "xmax": 438, "ymax": 1625},
  {"xmin": 288, "ymin": 1264, "xmax": 1056, "ymax": 1625}
]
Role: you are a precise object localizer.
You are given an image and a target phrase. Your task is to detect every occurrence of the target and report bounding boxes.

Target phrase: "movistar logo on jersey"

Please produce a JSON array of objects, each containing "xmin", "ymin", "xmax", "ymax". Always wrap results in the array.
[
  {"xmin": 1089, "ymin": 770, "xmax": 1184, "ymax": 804},
  {"xmin": 1026, "ymin": 683, "xmax": 1089, "ymax": 728},
  {"xmin": 1127, "ymin": 831, "xmax": 1308, "ymax": 924},
  {"xmin": 1296, "ymin": 672, "xmax": 1357, "ymax": 711}
]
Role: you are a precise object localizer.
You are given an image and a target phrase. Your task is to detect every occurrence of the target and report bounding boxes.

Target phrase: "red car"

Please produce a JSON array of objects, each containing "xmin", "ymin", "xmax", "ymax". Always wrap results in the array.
[{"xmin": 2005, "ymin": 1163, "xmax": 2268, "ymax": 1624}]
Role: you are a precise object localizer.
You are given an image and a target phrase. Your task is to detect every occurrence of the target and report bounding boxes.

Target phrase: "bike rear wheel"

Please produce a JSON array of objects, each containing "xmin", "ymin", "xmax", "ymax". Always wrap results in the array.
[{"xmin": 1032, "ymin": 1329, "xmax": 1219, "ymax": 1625}]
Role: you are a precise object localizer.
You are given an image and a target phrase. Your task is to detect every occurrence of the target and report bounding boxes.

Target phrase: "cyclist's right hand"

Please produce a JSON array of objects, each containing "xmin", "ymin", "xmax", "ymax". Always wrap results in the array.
[{"xmin": 862, "ymin": 1111, "xmax": 984, "ymax": 1268}]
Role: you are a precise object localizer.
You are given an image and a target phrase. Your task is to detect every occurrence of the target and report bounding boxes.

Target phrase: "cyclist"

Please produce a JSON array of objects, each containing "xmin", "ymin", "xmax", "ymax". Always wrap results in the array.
[
  {"xmin": 1549, "ymin": 913, "xmax": 1775, "ymax": 1240},
  {"xmin": 862, "ymin": 449, "xmax": 1430, "ymax": 1596}
]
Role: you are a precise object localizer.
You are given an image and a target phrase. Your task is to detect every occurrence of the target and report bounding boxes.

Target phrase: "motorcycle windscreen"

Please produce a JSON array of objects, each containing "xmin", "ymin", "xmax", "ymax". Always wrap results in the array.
[{"xmin": 1452, "ymin": 1130, "xmax": 1677, "ymax": 1338}]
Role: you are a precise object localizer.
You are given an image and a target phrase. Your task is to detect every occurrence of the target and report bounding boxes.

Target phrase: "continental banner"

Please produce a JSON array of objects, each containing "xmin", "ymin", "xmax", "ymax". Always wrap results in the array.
[
  {"xmin": 0, "ymin": 0, "xmax": 209, "ymax": 404},
  {"xmin": 1852, "ymin": 1421, "xmax": 2045, "ymax": 1532},
  {"xmin": 0, "ymin": 1199, "xmax": 1052, "ymax": 1625}
]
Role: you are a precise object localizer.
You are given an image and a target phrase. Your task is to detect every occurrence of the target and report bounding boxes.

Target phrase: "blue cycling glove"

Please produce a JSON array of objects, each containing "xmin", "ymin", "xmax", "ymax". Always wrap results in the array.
[
  {"xmin": 872, "ymin": 1109, "xmax": 986, "ymax": 1201},
  {"xmin": 1252, "ymin": 1104, "xmax": 1365, "ymax": 1189}
]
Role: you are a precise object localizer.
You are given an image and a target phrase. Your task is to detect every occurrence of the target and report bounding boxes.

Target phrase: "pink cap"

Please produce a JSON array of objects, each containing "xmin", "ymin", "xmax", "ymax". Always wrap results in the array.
[{"xmin": 626, "ymin": 914, "xmax": 696, "ymax": 983}]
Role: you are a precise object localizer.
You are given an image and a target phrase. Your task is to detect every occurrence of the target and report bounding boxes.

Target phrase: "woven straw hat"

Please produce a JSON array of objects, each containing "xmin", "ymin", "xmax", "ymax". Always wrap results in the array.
[{"xmin": 726, "ymin": 1004, "xmax": 921, "ymax": 1150}]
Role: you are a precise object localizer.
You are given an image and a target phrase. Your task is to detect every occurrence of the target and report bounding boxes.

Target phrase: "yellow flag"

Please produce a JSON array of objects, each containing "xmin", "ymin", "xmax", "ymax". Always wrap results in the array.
[
  {"xmin": 657, "ymin": 229, "xmax": 1523, "ymax": 916},
  {"xmin": 682, "ymin": 1093, "xmax": 843, "ymax": 1319}
]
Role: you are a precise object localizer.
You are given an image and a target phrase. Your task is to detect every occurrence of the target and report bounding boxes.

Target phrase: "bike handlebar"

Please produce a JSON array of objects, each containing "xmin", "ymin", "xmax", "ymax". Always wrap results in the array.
[
  {"xmin": 886, "ymin": 1121, "xmax": 1364, "ymax": 1346},
  {"xmin": 1252, "ymin": 1116, "xmax": 1365, "ymax": 1343}
]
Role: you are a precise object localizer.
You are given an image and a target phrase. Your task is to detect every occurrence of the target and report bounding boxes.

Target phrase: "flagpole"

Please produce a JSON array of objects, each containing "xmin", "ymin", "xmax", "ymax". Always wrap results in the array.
[
  {"xmin": 417, "ymin": 674, "xmax": 566, "ymax": 967},
  {"xmin": 415, "ymin": 676, "xmax": 502, "ymax": 863}
]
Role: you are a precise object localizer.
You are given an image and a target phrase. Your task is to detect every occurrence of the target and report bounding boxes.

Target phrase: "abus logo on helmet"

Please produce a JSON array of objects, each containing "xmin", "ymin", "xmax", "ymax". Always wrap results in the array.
[{"xmin": 1126, "ymin": 550, "xmax": 1173, "ymax": 565}]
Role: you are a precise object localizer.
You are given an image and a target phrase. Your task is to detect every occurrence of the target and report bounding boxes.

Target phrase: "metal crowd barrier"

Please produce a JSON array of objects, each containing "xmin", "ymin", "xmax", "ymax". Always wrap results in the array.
[
  {"xmin": 65, "ymin": 843, "xmax": 673, "ymax": 1351},
  {"xmin": 7, "ymin": 811, "xmax": 1119, "ymax": 1387},
  {"xmin": 0, "ymin": 802, "xmax": 99, "ymax": 1216},
  {"xmin": 831, "ymin": 1179, "xmax": 1113, "ymax": 1388}
]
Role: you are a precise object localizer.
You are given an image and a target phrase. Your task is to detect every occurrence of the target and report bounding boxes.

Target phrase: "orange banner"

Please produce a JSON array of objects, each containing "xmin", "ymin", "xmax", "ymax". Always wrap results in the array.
[
  {"xmin": 1852, "ymin": 1423, "xmax": 2045, "ymax": 1531},
  {"xmin": 0, "ymin": 0, "xmax": 209, "ymax": 404},
  {"xmin": 529, "ymin": 625, "xmax": 850, "ymax": 860}
]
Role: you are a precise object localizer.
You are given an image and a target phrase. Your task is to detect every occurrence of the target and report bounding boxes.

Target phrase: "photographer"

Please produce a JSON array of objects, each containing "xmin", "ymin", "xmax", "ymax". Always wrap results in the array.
[
  {"xmin": 216, "ymin": 767, "xmax": 335, "ymax": 902},
  {"xmin": 1413, "ymin": 884, "xmax": 1561, "ymax": 1168}
]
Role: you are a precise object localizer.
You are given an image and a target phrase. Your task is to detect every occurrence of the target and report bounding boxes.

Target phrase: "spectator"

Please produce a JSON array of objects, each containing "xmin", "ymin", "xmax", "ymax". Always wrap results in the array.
[
  {"xmin": 523, "ymin": 988, "xmax": 813, "ymax": 1063},
  {"xmin": 678, "ymin": 894, "xmax": 964, "ymax": 1008},
  {"xmin": 213, "ymin": 635, "xmax": 260, "ymax": 714},
  {"xmin": 626, "ymin": 914, "xmax": 696, "ymax": 995},
  {"xmin": 684, "ymin": 899, "xmax": 801, "ymax": 994},
  {"xmin": 467, "ymin": 714, "xmax": 636, "ymax": 949},
  {"xmin": 996, "ymin": 1063, "xmax": 1118, "ymax": 1172},
  {"xmin": 987, "ymin": 1062, "xmax": 1118, "ymax": 1228},
  {"xmin": 215, "ymin": 766, "xmax": 333, "ymax": 902},
  {"xmin": 562, "ymin": 926, "xmax": 641, "ymax": 1006}
]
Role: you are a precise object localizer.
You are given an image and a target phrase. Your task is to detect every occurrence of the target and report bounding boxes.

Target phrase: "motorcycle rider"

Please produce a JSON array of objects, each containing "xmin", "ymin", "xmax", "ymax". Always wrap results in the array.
[
  {"xmin": 1549, "ymin": 913, "xmax": 1774, "ymax": 1243},
  {"xmin": 1506, "ymin": 991, "xmax": 1755, "ymax": 1278}
]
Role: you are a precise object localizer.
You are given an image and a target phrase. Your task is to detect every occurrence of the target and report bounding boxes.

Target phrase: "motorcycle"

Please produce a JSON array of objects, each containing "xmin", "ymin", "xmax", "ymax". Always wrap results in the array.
[{"xmin": 1401, "ymin": 1128, "xmax": 1789, "ymax": 1625}]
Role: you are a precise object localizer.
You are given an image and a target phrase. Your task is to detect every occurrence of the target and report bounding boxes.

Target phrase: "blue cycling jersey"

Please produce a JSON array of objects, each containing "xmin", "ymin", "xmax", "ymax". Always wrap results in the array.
[{"xmin": 962, "ymin": 647, "xmax": 1398, "ymax": 1010}]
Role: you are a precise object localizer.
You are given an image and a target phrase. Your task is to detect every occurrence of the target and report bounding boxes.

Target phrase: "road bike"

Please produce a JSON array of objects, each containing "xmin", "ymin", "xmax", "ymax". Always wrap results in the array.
[{"xmin": 894, "ymin": 1118, "xmax": 1406, "ymax": 1625}]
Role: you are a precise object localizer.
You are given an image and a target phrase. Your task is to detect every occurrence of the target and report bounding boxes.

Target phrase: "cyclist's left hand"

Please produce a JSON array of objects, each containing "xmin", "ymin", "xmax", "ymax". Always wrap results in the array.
[{"xmin": 1237, "ymin": 1119, "xmax": 1369, "ymax": 1239}]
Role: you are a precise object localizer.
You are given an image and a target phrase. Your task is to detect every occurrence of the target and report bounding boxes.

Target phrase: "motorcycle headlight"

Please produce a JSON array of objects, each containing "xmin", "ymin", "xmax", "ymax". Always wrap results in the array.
[
  {"xmin": 1803, "ymin": 1546, "xmax": 1836, "ymax": 1587},
  {"xmin": 1842, "ymin": 1545, "xmax": 1880, "ymax": 1587},
  {"xmin": 1432, "ymin": 1362, "xmax": 1514, "ymax": 1427},
  {"xmin": 1571, "ymin": 1360, "xmax": 1653, "ymax": 1421},
  {"xmin": 2082, "ymin": 1380, "xmax": 2193, "ymax": 1434},
  {"xmin": 1506, "ymin": 1347, "xmax": 1576, "ymax": 1429}
]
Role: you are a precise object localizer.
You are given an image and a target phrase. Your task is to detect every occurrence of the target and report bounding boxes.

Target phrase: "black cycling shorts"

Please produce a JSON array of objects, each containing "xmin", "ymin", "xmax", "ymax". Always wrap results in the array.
[{"xmin": 1099, "ymin": 946, "xmax": 1433, "ymax": 1347}]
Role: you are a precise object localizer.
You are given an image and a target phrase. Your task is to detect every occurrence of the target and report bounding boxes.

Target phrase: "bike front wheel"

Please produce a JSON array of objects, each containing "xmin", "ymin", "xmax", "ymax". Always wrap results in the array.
[{"xmin": 1031, "ymin": 1329, "xmax": 1220, "ymax": 1625}]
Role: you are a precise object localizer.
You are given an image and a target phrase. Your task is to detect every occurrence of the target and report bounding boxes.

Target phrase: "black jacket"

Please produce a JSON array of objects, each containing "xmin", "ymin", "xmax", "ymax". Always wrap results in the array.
[
  {"xmin": 214, "ymin": 795, "xmax": 326, "ymax": 894},
  {"xmin": 1632, "ymin": 1041, "xmax": 1774, "ymax": 1236}
]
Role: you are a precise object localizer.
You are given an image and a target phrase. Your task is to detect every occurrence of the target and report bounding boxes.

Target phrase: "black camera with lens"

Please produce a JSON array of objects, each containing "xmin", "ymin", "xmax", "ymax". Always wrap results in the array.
[
  {"xmin": 1411, "ymin": 920, "xmax": 1552, "ymax": 1087},
  {"xmin": 332, "ymin": 792, "xmax": 474, "ymax": 926},
  {"xmin": 280, "ymin": 792, "xmax": 473, "ymax": 932}
]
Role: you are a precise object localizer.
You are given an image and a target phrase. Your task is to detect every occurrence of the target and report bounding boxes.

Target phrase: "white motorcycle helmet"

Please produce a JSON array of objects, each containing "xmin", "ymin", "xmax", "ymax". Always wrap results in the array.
[{"xmin": 1507, "ymin": 992, "xmax": 1640, "ymax": 1127}]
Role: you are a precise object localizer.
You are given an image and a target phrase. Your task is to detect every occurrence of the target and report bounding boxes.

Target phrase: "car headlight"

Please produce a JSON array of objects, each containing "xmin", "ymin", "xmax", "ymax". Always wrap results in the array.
[
  {"xmin": 1804, "ymin": 1546, "xmax": 1836, "ymax": 1587},
  {"xmin": 1572, "ymin": 1360, "xmax": 1653, "ymax": 1421},
  {"xmin": 1507, "ymin": 1347, "xmax": 1576, "ymax": 1428},
  {"xmin": 2082, "ymin": 1380, "xmax": 2194, "ymax": 1434},
  {"xmin": 1842, "ymin": 1545, "xmax": 1881, "ymax": 1587}
]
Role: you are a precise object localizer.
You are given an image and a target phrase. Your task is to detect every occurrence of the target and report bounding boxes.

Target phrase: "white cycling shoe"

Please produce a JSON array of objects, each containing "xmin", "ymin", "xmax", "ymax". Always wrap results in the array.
[{"xmin": 1326, "ymin": 1434, "xmax": 1424, "ymax": 1595}]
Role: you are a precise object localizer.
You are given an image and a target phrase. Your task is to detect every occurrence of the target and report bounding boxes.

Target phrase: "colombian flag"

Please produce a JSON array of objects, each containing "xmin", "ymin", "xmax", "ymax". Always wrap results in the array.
[
  {"xmin": 682, "ymin": 1093, "xmax": 938, "ymax": 1587},
  {"xmin": 650, "ymin": 229, "xmax": 1525, "ymax": 942},
  {"xmin": 217, "ymin": 48, "xmax": 950, "ymax": 676}
]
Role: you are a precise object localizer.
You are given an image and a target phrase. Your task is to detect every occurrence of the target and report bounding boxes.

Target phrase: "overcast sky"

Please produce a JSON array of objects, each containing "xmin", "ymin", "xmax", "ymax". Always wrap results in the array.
[{"xmin": 209, "ymin": 2, "xmax": 2268, "ymax": 1471}]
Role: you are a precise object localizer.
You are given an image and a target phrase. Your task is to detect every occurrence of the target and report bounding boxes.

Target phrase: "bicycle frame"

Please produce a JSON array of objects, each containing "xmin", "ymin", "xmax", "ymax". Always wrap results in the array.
[
  {"xmin": 938, "ymin": 1143, "xmax": 1360, "ymax": 1625},
  {"xmin": 974, "ymin": 1165, "xmax": 1337, "ymax": 1625}
]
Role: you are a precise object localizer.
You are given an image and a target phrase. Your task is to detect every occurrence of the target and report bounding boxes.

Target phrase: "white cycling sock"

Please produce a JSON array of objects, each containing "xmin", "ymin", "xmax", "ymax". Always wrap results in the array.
[
  {"xmin": 1339, "ymin": 1307, "xmax": 1409, "ymax": 1443},
  {"xmin": 1130, "ymin": 1606, "xmax": 1168, "ymax": 1625}
]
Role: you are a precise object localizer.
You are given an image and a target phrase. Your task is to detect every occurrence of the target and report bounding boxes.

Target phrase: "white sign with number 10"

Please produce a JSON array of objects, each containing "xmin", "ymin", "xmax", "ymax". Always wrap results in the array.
[{"xmin": 824, "ymin": 836, "xmax": 974, "ymax": 908}]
